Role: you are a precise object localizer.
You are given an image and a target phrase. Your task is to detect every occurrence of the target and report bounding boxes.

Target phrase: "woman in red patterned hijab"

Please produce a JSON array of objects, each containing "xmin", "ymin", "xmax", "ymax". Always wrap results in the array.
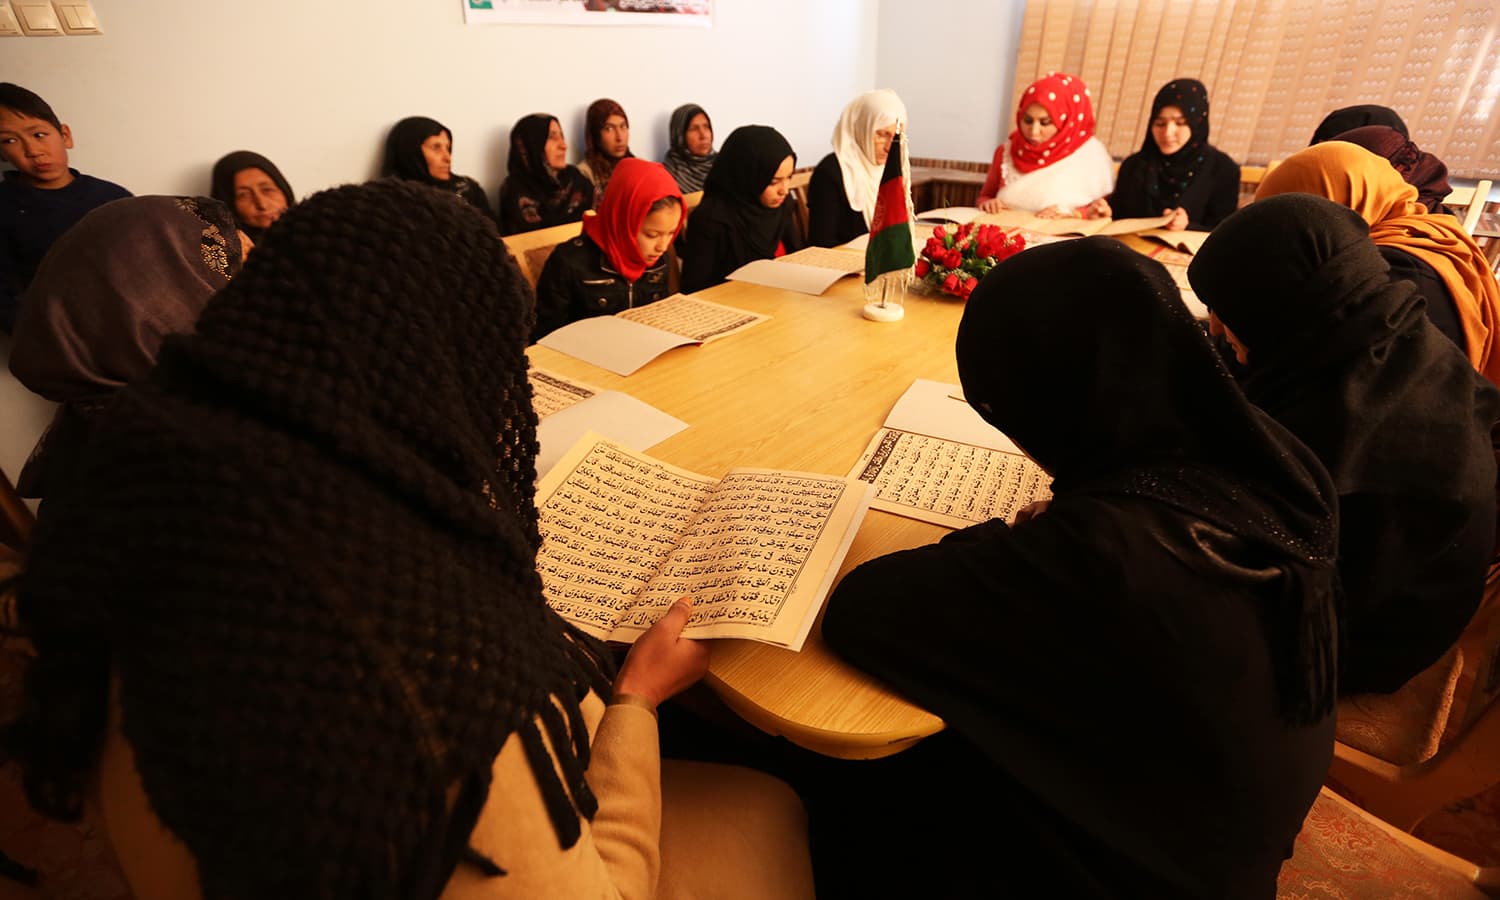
[{"xmin": 977, "ymin": 72, "xmax": 1114, "ymax": 218}]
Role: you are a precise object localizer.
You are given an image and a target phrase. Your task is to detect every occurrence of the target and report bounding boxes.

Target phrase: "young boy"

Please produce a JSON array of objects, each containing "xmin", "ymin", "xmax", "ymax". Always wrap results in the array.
[{"xmin": 0, "ymin": 83, "xmax": 131, "ymax": 332}]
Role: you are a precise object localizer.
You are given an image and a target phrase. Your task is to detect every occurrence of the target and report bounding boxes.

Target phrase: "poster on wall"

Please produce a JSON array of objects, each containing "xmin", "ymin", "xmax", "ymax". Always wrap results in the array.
[{"xmin": 463, "ymin": 0, "xmax": 712, "ymax": 27}]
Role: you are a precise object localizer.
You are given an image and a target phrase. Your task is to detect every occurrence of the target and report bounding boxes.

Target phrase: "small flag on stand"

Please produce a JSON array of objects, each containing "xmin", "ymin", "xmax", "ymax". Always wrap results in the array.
[{"xmin": 863, "ymin": 128, "xmax": 916, "ymax": 312}]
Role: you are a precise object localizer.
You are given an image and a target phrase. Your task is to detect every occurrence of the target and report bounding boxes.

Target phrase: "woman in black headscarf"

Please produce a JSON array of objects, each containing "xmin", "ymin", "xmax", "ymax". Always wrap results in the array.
[
  {"xmin": 4, "ymin": 178, "xmax": 815, "ymax": 899},
  {"xmin": 383, "ymin": 115, "xmax": 494, "ymax": 220},
  {"xmin": 210, "ymin": 150, "xmax": 296, "ymax": 242},
  {"xmin": 818, "ymin": 237, "xmax": 1339, "ymax": 899},
  {"xmin": 1110, "ymin": 78, "xmax": 1240, "ymax": 230},
  {"xmin": 679, "ymin": 125, "xmax": 800, "ymax": 294},
  {"xmin": 1310, "ymin": 104, "xmax": 1408, "ymax": 145},
  {"xmin": 496, "ymin": 114, "xmax": 593, "ymax": 236},
  {"xmin": 1189, "ymin": 193, "xmax": 1498, "ymax": 695},
  {"xmin": 662, "ymin": 103, "xmax": 716, "ymax": 194}
]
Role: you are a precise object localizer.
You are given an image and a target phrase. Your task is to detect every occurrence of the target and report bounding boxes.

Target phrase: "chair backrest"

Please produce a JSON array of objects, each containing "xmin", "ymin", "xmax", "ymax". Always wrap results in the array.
[
  {"xmin": 501, "ymin": 220, "xmax": 585, "ymax": 289},
  {"xmin": 787, "ymin": 169, "xmax": 813, "ymax": 249},
  {"xmin": 0, "ymin": 467, "xmax": 32, "ymax": 553},
  {"xmin": 1444, "ymin": 180, "xmax": 1493, "ymax": 236}
]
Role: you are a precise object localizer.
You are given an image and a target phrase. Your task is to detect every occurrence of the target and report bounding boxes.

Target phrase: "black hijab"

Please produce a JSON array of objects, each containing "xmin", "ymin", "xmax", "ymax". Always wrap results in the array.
[
  {"xmin": 9, "ymin": 179, "xmax": 613, "ymax": 899},
  {"xmin": 384, "ymin": 116, "xmax": 454, "ymax": 186},
  {"xmin": 499, "ymin": 114, "xmax": 593, "ymax": 234},
  {"xmin": 957, "ymin": 237, "xmax": 1339, "ymax": 722},
  {"xmin": 210, "ymin": 150, "xmax": 296, "ymax": 241},
  {"xmin": 1189, "ymin": 193, "xmax": 1498, "ymax": 692},
  {"xmin": 680, "ymin": 125, "xmax": 797, "ymax": 293},
  {"xmin": 1113, "ymin": 79, "xmax": 1214, "ymax": 216},
  {"xmin": 820, "ymin": 238, "xmax": 1341, "ymax": 897},
  {"xmin": 1310, "ymin": 104, "xmax": 1408, "ymax": 145}
]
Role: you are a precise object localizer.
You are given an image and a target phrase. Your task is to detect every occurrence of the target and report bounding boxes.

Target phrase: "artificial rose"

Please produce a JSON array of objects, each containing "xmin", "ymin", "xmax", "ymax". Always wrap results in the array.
[{"xmin": 914, "ymin": 258, "xmax": 931, "ymax": 277}]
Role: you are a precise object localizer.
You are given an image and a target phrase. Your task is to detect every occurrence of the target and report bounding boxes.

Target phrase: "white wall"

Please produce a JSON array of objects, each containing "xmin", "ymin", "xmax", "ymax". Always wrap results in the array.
[
  {"xmin": 1, "ymin": 0, "xmax": 883, "ymax": 486},
  {"xmin": 3, "ymin": 0, "xmax": 878, "ymax": 197},
  {"xmin": 875, "ymin": 0, "xmax": 1025, "ymax": 164}
]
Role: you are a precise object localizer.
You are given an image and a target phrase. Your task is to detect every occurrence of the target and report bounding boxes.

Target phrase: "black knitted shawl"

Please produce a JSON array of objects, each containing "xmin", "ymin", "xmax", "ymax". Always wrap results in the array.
[{"xmin": 8, "ymin": 178, "xmax": 614, "ymax": 899}]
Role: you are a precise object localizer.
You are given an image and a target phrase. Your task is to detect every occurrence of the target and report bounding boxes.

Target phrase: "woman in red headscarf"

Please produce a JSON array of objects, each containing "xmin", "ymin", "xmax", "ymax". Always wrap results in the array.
[
  {"xmin": 976, "ymin": 72, "xmax": 1115, "ymax": 219},
  {"xmin": 532, "ymin": 158, "xmax": 682, "ymax": 342}
]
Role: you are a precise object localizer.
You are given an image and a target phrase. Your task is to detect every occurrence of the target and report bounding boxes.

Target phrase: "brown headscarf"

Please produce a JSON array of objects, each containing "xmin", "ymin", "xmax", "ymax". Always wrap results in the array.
[
  {"xmin": 1257, "ymin": 141, "xmax": 1500, "ymax": 387},
  {"xmin": 9, "ymin": 196, "xmax": 242, "ymax": 497},
  {"xmin": 1331, "ymin": 125, "xmax": 1453, "ymax": 216},
  {"xmin": 582, "ymin": 98, "xmax": 634, "ymax": 196}
]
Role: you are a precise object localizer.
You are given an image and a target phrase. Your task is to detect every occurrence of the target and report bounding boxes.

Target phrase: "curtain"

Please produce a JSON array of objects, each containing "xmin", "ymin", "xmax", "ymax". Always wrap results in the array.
[{"xmin": 1013, "ymin": 0, "xmax": 1500, "ymax": 179}]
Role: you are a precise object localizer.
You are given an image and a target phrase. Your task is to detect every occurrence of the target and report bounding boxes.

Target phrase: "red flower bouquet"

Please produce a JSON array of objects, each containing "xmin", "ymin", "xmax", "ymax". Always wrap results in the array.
[{"xmin": 916, "ymin": 223, "xmax": 1026, "ymax": 300}]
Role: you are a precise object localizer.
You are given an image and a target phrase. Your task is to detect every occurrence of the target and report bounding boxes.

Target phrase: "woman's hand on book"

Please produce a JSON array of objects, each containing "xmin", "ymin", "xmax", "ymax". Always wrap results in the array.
[
  {"xmin": 1013, "ymin": 499, "xmax": 1051, "ymax": 524},
  {"xmin": 1163, "ymin": 207, "xmax": 1189, "ymax": 231},
  {"xmin": 613, "ymin": 598, "xmax": 710, "ymax": 709},
  {"xmin": 979, "ymin": 197, "xmax": 1005, "ymax": 213},
  {"xmin": 1082, "ymin": 197, "xmax": 1112, "ymax": 219}
]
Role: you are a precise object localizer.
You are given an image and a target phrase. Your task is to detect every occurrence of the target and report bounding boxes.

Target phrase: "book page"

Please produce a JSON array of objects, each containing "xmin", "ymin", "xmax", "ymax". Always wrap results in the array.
[
  {"xmin": 777, "ymin": 246, "xmax": 866, "ymax": 272},
  {"xmin": 1097, "ymin": 214, "xmax": 1177, "ymax": 235},
  {"xmin": 916, "ymin": 206, "xmax": 982, "ymax": 225},
  {"xmin": 617, "ymin": 294, "xmax": 769, "ymax": 344},
  {"xmin": 884, "ymin": 379, "xmax": 1022, "ymax": 454},
  {"xmin": 536, "ymin": 315, "xmax": 700, "ymax": 376},
  {"xmin": 537, "ymin": 436, "xmax": 716, "ymax": 640},
  {"xmin": 1138, "ymin": 228, "xmax": 1209, "ymax": 255},
  {"xmin": 534, "ymin": 391, "xmax": 688, "ymax": 478},
  {"xmin": 618, "ymin": 469, "xmax": 872, "ymax": 651},
  {"xmin": 849, "ymin": 428, "xmax": 1052, "ymax": 530},
  {"xmin": 1140, "ymin": 247, "xmax": 1208, "ymax": 319},
  {"xmin": 727, "ymin": 258, "xmax": 852, "ymax": 295},
  {"xmin": 974, "ymin": 210, "xmax": 1173, "ymax": 237},
  {"xmin": 528, "ymin": 367, "xmax": 604, "ymax": 418},
  {"xmin": 536, "ymin": 435, "xmax": 872, "ymax": 651}
]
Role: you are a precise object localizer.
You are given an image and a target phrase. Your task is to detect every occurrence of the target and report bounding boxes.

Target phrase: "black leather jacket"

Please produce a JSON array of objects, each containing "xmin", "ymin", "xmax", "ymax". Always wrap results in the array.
[{"xmin": 531, "ymin": 234, "xmax": 671, "ymax": 342}]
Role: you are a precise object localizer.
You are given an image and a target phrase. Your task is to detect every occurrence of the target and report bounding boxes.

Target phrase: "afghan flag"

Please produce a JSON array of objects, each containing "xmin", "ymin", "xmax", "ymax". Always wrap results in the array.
[{"xmin": 864, "ymin": 129, "xmax": 916, "ymax": 300}]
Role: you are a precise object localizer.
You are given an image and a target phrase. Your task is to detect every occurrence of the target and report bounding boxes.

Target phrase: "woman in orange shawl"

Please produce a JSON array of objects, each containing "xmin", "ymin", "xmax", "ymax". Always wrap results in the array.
[{"xmin": 1256, "ymin": 141, "xmax": 1500, "ymax": 387}]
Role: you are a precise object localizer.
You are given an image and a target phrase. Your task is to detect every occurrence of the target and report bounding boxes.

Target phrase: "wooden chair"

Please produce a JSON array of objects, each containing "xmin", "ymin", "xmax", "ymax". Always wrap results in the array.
[
  {"xmin": 1326, "ymin": 570, "xmax": 1500, "ymax": 831},
  {"xmin": 1444, "ymin": 180, "xmax": 1494, "ymax": 236},
  {"xmin": 501, "ymin": 219, "xmax": 584, "ymax": 290},
  {"xmin": 1277, "ymin": 786, "xmax": 1500, "ymax": 898},
  {"xmin": 1238, "ymin": 160, "xmax": 1283, "ymax": 208},
  {"xmin": 787, "ymin": 169, "xmax": 812, "ymax": 249},
  {"xmin": 0, "ymin": 468, "xmax": 31, "ymax": 554}
]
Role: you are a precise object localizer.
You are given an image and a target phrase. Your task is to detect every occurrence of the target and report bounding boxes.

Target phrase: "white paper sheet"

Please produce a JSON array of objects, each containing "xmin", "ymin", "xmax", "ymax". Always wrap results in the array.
[
  {"xmin": 884, "ymin": 378, "xmax": 1023, "ymax": 454},
  {"xmin": 536, "ymin": 315, "xmax": 699, "ymax": 376},
  {"xmin": 535, "ymin": 391, "xmax": 688, "ymax": 479}
]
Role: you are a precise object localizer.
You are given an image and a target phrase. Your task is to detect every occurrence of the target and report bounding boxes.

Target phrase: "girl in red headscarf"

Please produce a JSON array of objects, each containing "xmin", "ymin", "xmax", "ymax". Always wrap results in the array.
[
  {"xmin": 532, "ymin": 158, "xmax": 683, "ymax": 341},
  {"xmin": 977, "ymin": 72, "xmax": 1115, "ymax": 219}
]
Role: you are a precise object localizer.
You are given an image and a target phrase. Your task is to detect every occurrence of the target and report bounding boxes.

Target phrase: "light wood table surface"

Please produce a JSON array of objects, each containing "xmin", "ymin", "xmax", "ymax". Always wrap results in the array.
[{"xmin": 527, "ymin": 275, "xmax": 961, "ymax": 759}]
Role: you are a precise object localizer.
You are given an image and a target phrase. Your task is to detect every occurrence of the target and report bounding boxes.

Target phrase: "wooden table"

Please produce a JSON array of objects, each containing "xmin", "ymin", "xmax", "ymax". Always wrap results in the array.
[{"xmin": 527, "ymin": 275, "xmax": 958, "ymax": 759}]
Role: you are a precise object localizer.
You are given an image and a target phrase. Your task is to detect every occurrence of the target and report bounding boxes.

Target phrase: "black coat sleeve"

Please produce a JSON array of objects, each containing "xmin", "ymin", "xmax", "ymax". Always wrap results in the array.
[
  {"xmin": 1190, "ymin": 151, "xmax": 1241, "ymax": 231},
  {"xmin": 531, "ymin": 243, "xmax": 577, "ymax": 342},
  {"xmin": 679, "ymin": 219, "xmax": 736, "ymax": 294}
]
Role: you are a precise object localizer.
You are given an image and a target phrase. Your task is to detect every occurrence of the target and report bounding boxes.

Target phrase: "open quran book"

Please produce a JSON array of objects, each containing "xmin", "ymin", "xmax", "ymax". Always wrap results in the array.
[
  {"xmin": 974, "ymin": 209, "xmax": 1175, "ymax": 237},
  {"xmin": 536, "ymin": 434, "xmax": 873, "ymax": 650},
  {"xmin": 536, "ymin": 294, "xmax": 769, "ymax": 375},
  {"xmin": 848, "ymin": 379, "xmax": 1053, "ymax": 530}
]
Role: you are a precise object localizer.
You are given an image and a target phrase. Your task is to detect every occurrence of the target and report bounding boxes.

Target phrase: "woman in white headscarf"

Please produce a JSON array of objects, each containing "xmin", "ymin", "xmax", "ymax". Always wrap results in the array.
[{"xmin": 807, "ymin": 89, "xmax": 908, "ymax": 247}]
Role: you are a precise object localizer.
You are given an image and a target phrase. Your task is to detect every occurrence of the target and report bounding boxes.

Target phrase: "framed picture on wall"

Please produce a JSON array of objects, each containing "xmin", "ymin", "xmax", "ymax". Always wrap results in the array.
[{"xmin": 463, "ymin": 0, "xmax": 713, "ymax": 26}]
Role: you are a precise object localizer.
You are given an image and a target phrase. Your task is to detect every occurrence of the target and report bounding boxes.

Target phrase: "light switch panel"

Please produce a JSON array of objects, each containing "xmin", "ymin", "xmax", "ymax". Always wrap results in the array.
[
  {"xmin": 53, "ymin": 0, "xmax": 99, "ymax": 34},
  {"xmin": 0, "ymin": 4, "xmax": 23, "ymax": 36},
  {"xmin": 15, "ymin": 0, "xmax": 61, "ymax": 34}
]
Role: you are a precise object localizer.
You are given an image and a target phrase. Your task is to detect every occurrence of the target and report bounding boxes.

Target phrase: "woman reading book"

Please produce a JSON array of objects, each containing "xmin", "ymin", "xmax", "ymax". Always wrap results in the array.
[
  {"xmin": 5, "ymin": 178, "xmax": 813, "ymax": 900},
  {"xmin": 532, "ymin": 158, "xmax": 683, "ymax": 341},
  {"xmin": 679, "ymin": 124, "xmax": 800, "ymax": 294},
  {"xmin": 817, "ymin": 237, "xmax": 1338, "ymax": 897},
  {"xmin": 1189, "ymin": 193, "xmax": 1498, "ymax": 696},
  {"xmin": 1109, "ymin": 78, "xmax": 1239, "ymax": 231},
  {"xmin": 975, "ymin": 72, "xmax": 1114, "ymax": 219}
]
